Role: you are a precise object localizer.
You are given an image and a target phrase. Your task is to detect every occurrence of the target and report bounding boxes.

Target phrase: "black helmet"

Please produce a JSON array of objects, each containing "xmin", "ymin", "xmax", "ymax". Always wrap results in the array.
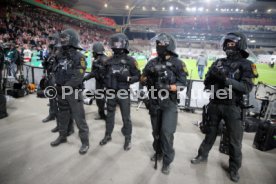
[
  {"xmin": 92, "ymin": 42, "xmax": 105, "ymax": 54},
  {"xmin": 48, "ymin": 33, "xmax": 59, "ymax": 48},
  {"xmin": 221, "ymin": 32, "xmax": 248, "ymax": 58},
  {"xmin": 60, "ymin": 29, "xmax": 82, "ymax": 49},
  {"xmin": 109, "ymin": 33, "xmax": 129, "ymax": 51},
  {"xmin": 151, "ymin": 33, "xmax": 177, "ymax": 56}
]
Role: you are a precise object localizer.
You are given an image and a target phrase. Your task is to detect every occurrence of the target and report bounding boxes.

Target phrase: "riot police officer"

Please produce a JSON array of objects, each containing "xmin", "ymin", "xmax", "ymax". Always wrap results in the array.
[
  {"xmin": 50, "ymin": 29, "xmax": 89, "ymax": 155},
  {"xmin": 42, "ymin": 33, "xmax": 74, "ymax": 135},
  {"xmin": 0, "ymin": 43, "xmax": 4, "ymax": 91},
  {"xmin": 0, "ymin": 43, "xmax": 8, "ymax": 119},
  {"xmin": 191, "ymin": 32, "xmax": 258, "ymax": 182},
  {"xmin": 99, "ymin": 33, "xmax": 140, "ymax": 151},
  {"xmin": 141, "ymin": 33, "xmax": 187, "ymax": 174},
  {"xmin": 83, "ymin": 42, "xmax": 107, "ymax": 120},
  {"xmin": 42, "ymin": 33, "xmax": 59, "ymax": 123}
]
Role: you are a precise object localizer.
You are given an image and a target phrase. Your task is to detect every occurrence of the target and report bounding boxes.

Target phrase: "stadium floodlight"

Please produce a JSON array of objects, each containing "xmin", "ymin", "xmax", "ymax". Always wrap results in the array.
[
  {"xmin": 267, "ymin": 9, "xmax": 272, "ymax": 13},
  {"xmin": 250, "ymin": 40, "xmax": 256, "ymax": 43},
  {"xmin": 241, "ymin": 9, "xmax": 244, "ymax": 12},
  {"xmin": 142, "ymin": 6, "xmax": 146, "ymax": 11},
  {"xmin": 216, "ymin": 8, "xmax": 218, "ymax": 11},
  {"xmin": 186, "ymin": 7, "xmax": 190, "ymax": 11},
  {"xmin": 226, "ymin": 9, "xmax": 229, "ymax": 12},
  {"xmin": 191, "ymin": 7, "xmax": 196, "ymax": 12},
  {"xmin": 198, "ymin": 7, "xmax": 204, "ymax": 12},
  {"xmin": 126, "ymin": 5, "xmax": 129, "ymax": 10},
  {"xmin": 206, "ymin": 9, "xmax": 209, "ymax": 12},
  {"xmin": 231, "ymin": 9, "xmax": 233, "ymax": 11},
  {"xmin": 254, "ymin": 9, "xmax": 258, "ymax": 13},
  {"xmin": 170, "ymin": 6, "xmax": 174, "ymax": 11},
  {"xmin": 176, "ymin": 7, "xmax": 179, "ymax": 10},
  {"xmin": 152, "ymin": 7, "xmax": 156, "ymax": 11},
  {"xmin": 235, "ymin": 8, "xmax": 239, "ymax": 12},
  {"xmin": 162, "ymin": 7, "xmax": 165, "ymax": 11},
  {"xmin": 104, "ymin": 3, "xmax": 108, "ymax": 8}
]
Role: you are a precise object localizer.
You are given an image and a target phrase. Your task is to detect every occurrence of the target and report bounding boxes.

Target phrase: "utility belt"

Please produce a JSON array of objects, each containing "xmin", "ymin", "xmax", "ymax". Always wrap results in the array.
[
  {"xmin": 105, "ymin": 76, "xmax": 130, "ymax": 90},
  {"xmin": 105, "ymin": 89, "xmax": 130, "ymax": 99},
  {"xmin": 148, "ymin": 92, "xmax": 177, "ymax": 115},
  {"xmin": 210, "ymin": 99, "xmax": 237, "ymax": 105}
]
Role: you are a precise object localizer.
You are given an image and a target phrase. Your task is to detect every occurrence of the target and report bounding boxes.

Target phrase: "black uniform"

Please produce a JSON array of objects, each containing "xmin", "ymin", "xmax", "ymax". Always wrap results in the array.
[
  {"xmin": 0, "ymin": 46, "xmax": 7, "ymax": 118},
  {"xmin": 143, "ymin": 56, "xmax": 187, "ymax": 168},
  {"xmin": 42, "ymin": 33, "xmax": 74, "ymax": 135},
  {"xmin": 42, "ymin": 48, "xmax": 58, "ymax": 122},
  {"xmin": 101, "ymin": 53, "xmax": 140, "ymax": 149},
  {"xmin": 198, "ymin": 57, "xmax": 255, "ymax": 164},
  {"xmin": 191, "ymin": 32, "xmax": 257, "ymax": 182},
  {"xmin": 50, "ymin": 29, "xmax": 89, "ymax": 155},
  {"xmin": 0, "ymin": 45, "xmax": 4, "ymax": 91},
  {"xmin": 142, "ymin": 33, "xmax": 187, "ymax": 174},
  {"xmin": 0, "ymin": 44, "xmax": 8, "ymax": 119},
  {"xmin": 99, "ymin": 33, "xmax": 140, "ymax": 151},
  {"xmin": 84, "ymin": 54, "xmax": 107, "ymax": 120}
]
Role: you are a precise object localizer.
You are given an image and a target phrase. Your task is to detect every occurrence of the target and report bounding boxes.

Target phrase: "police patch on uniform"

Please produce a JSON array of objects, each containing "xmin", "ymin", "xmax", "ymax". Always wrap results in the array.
[
  {"xmin": 134, "ymin": 61, "xmax": 139, "ymax": 69},
  {"xmin": 251, "ymin": 64, "xmax": 258, "ymax": 77},
  {"xmin": 182, "ymin": 62, "xmax": 189, "ymax": 75},
  {"xmin": 80, "ymin": 57, "xmax": 86, "ymax": 68}
]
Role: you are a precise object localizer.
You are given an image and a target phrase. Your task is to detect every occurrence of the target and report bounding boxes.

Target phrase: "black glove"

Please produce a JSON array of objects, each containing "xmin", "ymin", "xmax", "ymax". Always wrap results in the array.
[
  {"xmin": 83, "ymin": 76, "xmax": 89, "ymax": 82},
  {"xmin": 211, "ymin": 66, "xmax": 227, "ymax": 82},
  {"xmin": 144, "ymin": 66, "xmax": 155, "ymax": 76},
  {"xmin": 116, "ymin": 73, "xmax": 128, "ymax": 82},
  {"xmin": 156, "ymin": 83, "xmax": 170, "ymax": 90},
  {"xmin": 55, "ymin": 85, "xmax": 62, "ymax": 95}
]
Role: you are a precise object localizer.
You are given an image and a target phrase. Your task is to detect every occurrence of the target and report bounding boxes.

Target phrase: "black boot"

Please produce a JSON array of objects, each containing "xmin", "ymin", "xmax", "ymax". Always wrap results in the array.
[
  {"xmin": 123, "ymin": 137, "xmax": 131, "ymax": 151},
  {"xmin": 42, "ymin": 115, "xmax": 55, "ymax": 123},
  {"xmin": 50, "ymin": 136, "xmax": 67, "ymax": 147},
  {"xmin": 0, "ymin": 112, "xmax": 8, "ymax": 119},
  {"xmin": 67, "ymin": 129, "xmax": 74, "ymax": 136},
  {"xmin": 191, "ymin": 155, "xmax": 208, "ymax": 164},
  {"xmin": 79, "ymin": 138, "xmax": 89, "ymax": 155},
  {"xmin": 99, "ymin": 134, "xmax": 112, "ymax": 146},
  {"xmin": 229, "ymin": 170, "xmax": 240, "ymax": 182},
  {"xmin": 150, "ymin": 153, "xmax": 163, "ymax": 161},
  {"xmin": 161, "ymin": 164, "xmax": 170, "ymax": 175},
  {"xmin": 51, "ymin": 126, "xmax": 59, "ymax": 133},
  {"xmin": 94, "ymin": 115, "xmax": 106, "ymax": 120}
]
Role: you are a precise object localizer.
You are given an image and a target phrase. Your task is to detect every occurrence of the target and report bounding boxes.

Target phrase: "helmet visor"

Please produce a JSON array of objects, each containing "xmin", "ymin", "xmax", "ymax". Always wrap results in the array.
[
  {"xmin": 109, "ymin": 37, "xmax": 127, "ymax": 49},
  {"xmin": 220, "ymin": 33, "xmax": 241, "ymax": 49},
  {"xmin": 151, "ymin": 34, "xmax": 171, "ymax": 46},
  {"xmin": 60, "ymin": 32, "xmax": 70, "ymax": 46}
]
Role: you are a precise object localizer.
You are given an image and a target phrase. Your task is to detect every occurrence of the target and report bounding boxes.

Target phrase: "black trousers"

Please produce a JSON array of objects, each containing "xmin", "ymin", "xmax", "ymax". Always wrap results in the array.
[
  {"xmin": 105, "ymin": 92, "xmax": 132, "ymax": 138},
  {"xmin": 149, "ymin": 99, "xmax": 178, "ymax": 166},
  {"xmin": 95, "ymin": 81, "xmax": 106, "ymax": 118},
  {"xmin": 57, "ymin": 91, "xmax": 89, "ymax": 144},
  {"xmin": 0, "ymin": 94, "xmax": 7, "ymax": 118},
  {"xmin": 49, "ymin": 98, "xmax": 58, "ymax": 118},
  {"xmin": 198, "ymin": 103, "xmax": 243, "ymax": 172}
]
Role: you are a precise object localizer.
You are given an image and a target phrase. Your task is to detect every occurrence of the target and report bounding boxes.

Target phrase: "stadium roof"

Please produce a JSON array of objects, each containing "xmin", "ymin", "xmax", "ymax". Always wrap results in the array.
[{"xmin": 64, "ymin": 0, "xmax": 276, "ymax": 17}]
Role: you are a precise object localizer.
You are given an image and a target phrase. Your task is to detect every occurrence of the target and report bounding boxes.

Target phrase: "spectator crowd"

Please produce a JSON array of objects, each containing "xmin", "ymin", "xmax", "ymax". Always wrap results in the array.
[{"xmin": 0, "ymin": 0, "xmax": 115, "ymax": 62}]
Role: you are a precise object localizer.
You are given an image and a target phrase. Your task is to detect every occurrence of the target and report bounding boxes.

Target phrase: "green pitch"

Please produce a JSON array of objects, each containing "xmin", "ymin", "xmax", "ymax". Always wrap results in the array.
[
  {"xmin": 181, "ymin": 59, "xmax": 276, "ymax": 86},
  {"xmin": 26, "ymin": 52, "xmax": 276, "ymax": 86},
  {"xmin": 136, "ymin": 58, "xmax": 276, "ymax": 86}
]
